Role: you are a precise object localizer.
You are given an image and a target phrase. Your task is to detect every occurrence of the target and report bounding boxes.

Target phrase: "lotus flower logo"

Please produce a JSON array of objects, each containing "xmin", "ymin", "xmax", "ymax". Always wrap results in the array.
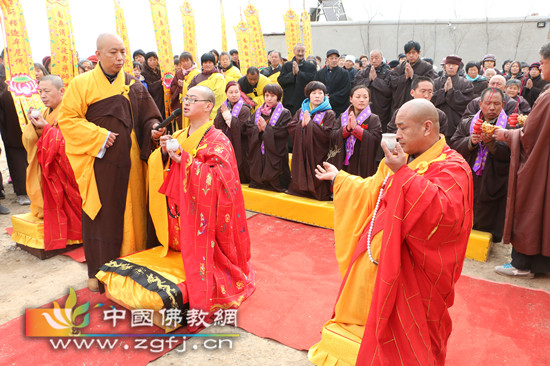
[
  {"xmin": 41, "ymin": 288, "xmax": 90, "ymax": 336},
  {"xmin": 6, "ymin": 74, "xmax": 39, "ymax": 98}
]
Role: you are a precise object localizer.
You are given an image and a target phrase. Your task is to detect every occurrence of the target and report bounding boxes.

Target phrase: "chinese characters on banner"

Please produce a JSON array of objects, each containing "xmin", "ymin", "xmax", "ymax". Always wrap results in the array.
[
  {"xmin": 149, "ymin": 0, "xmax": 174, "ymax": 117},
  {"xmin": 301, "ymin": 9, "xmax": 313, "ymax": 58},
  {"xmin": 283, "ymin": 9, "xmax": 299, "ymax": 61},
  {"xmin": 114, "ymin": 0, "xmax": 133, "ymax": 74},
  {"xmin": 0, "ymin": 0, "xmax": 44, "ymax": 130},
  {"xmin": 234, "ymin": 20, "xmax": 252, "ymax": 73},
  {"xmin": 220, "ymin": 0, "xmax": 227, "ymax": 52},
  {"xmin": 45, "ymin": 0, "xmax": 79, "ymax": 86},
  {"xmin": 244, "ymin": 3, "xmax": 266, "ymax": 68},
  {"xmin": 181, "ymin": 0, "xmax": 198, "ymax": 64}
]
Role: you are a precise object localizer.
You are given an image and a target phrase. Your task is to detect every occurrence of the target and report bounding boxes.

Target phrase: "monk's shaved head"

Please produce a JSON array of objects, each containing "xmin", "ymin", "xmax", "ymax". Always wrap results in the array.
[
  {"xmin": 40, "ymin": 74, "xmax": 64, "ymax": 90},
  {"xmin": 399, "ymin": 98, "xmax": 439, "ymax": 131},
  {"xmin": 395, "ymin": 99, "xmax": 440, "ymax": 156},
  {"xmin": 193, "ymin": 85, "xmax": 215, "ymax": 105},
  {"xmin": 96, "ymin": 33, "xmax": 124, "ymax": 52}
]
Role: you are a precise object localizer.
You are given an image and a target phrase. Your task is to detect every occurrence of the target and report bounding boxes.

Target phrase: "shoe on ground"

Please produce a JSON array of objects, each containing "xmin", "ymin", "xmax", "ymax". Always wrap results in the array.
[
  {"xmin": 88, "ymin": 278, "xmax": 99, "ymax": 292},
  {"xmin": 495, "ymin": 263, "xmax": 534, "ymax": 278},
  {"xmin": 17, "ymin": 195, "xmax": 31, "ymax": 206},
  {"xmin": 0, "ymin": 205, "xmax": 10, "ymax": 215}
]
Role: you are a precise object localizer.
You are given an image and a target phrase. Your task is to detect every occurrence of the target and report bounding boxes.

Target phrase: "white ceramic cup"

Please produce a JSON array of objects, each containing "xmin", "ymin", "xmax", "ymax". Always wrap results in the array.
[
  {"xmin": 166, "ymin": 139, "xmax": 180, "ymax": 152},
  {"xmin": 30, "ymin": 109, "xmax": 41, "ymax": 119},
  {"xmin": 381, "ymin": 133, "xmax": 397, "ymax": 150}
]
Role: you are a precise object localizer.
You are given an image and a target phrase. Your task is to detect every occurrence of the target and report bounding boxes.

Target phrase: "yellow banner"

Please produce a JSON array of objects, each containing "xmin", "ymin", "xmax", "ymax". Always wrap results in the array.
[
  {"xmin": 114, "ymin": 0, "xmax": 133, "ymax": 74},
  {"xmin": 244, "ymin": 3, "xmax": 266, "ymax": 68},
  {"xmin": 234, "ymin": 20, "xmax": 252, "ymax": 73},
  {"xmin": 301, "ymin": 10, "xmax": 312, "ymax": 58},
  {"xmin": 181, "ymin": 1, "xmax": 197, "ymax": 63},
  {"xmin": 220, "ymin": 0, "xmax": 227, "ymax": 52},
  {"xmin": 0, "ymin": 0, "xmax": 44, "ymax": 130},
  {"xmin": 283, "ymin": 9, "xmax": 299, "ymax": 61},
  {"xmin": 45, "ymin": 0, "xmax": 79, "ymax": 86},
  {"xmin": 149, "ymin": 0, "xmax": 174, "ymax": 117}
]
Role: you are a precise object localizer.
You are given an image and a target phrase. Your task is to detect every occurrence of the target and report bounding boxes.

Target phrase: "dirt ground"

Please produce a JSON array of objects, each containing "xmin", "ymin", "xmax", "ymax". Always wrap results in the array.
[{"xmin": 0, "ymin": 152, "xmax": 548, "ymax": 366}]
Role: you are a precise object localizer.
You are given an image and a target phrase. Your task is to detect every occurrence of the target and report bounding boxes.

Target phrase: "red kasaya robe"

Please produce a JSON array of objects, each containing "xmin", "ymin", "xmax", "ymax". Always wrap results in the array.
[
  {"xmin": 357, "ymin": 142, "xmax": 473, "ymax": 365},
  {"xmin": 159, "ymin": 124, "xmax": 255, "ymax": 330},
  {"xmin": 36, "ymin": 124, "xmax": 82, "ymax": 250}
]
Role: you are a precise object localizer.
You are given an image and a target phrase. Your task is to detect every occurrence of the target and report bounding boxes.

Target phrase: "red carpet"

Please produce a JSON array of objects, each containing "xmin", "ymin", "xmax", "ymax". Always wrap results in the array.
[
  {"xmin": 60, "ymin": 246, "xmax": 86, "ymax": 262},
  {"xmin": 239, "ymin": 214, "xmax": 550, "ymax": 364}
]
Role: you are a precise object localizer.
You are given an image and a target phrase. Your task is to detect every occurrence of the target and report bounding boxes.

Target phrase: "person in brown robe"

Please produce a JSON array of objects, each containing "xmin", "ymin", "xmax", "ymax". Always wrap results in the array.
[
  {"xmin": 141, "ymin": 51, "xmax": 166, "ymax": 119},
  {"xmin": 213, "ymin": 81, "xmax": 252, "ymax": 183},
  {"xmin": 463, "ymin": 75, "xmax": 518, "ymax": 117},
  {"xmin": 451, "ymin": 88, "xmax": 511, "ymax": 243},
  {"xmin": 58, "ymin": 34, "xmax": 162, "ymax": 292},
  {"xmin": 522, "ymin": 62, "xmax": 549, "ymax": 106},
  {"xmin": 432, "ymin": 55, "xmax": 475, "ymax": 139},
  {"xmin": 465, "ymin": 61, "xmax": 488, "ymax": 98},
  {"xmin": 387, "ymin": 76, "xmax": 448, "ymax": 136},
  {"xmin": 287, "ymin": 81, "xmax": 338, "ymax": 201},
  {"xmin": 493, "ymin": 42, "xmax": 550, "ymax": 276},
  {"xmin": 331, "ymin": 85, "xmax": 382, "ymax": 178},
  {"xmin": 388, "ymin": 41, "xmax": 437, "ymax": 115},
  {"xmin": 353, "ymin": 50, "xmax": 393, "ymax": 132},
  {"xmin": 247, "ymin": 83, "xmax": 292, "ymax": 191},
  {"xmin": 170, "ymin": 52, "xmax": 197, "ymax": 130},
  {"xmin": 505, "ymin": 79, "xmax": 531, "ymax": 115}
]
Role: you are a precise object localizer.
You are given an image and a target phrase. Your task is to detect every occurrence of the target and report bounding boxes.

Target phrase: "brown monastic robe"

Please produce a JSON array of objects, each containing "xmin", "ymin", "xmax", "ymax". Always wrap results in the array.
[
  {"xmin": 287, "ymin": 108, "xmax": 338, "ymax": 201},
  {"xmin": 247, "ymin": 106, "xmax": 292, "ymax": 191},
  {"xmin": 331, "ymin": 111, "xmax": 382, "ymax": 178},
  {"xmin": 388, "ymin": 59, "xmax": 437, "ymax": 115},
  {"xmin": 451, "ymin": 115, "xmax": 512, "ymax": 242}
]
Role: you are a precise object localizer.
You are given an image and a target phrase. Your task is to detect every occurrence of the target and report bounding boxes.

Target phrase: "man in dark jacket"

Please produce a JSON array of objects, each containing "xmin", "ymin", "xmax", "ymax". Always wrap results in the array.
[
  {"xmin": 314, "ymin": 49, "xmax": 351, "ymax": 116},
  {"xmin": 277, "ymin": 43, "xmax": 317, "ymax": 115}
]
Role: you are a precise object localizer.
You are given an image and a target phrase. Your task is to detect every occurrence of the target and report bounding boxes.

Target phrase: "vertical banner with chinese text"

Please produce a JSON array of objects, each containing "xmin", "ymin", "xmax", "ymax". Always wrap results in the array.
[
  {"xmin": 114, "ymin": 0, "xmax": 133, "ymax": 74},
  {"xmin": 220, "ymin": 0, "xmax": 227, "ymax": 52},
  {"xmin": 283, "ymin": 9, "xmax": 299, "ymax": 61},
  {"xmin": 301, "ymin": 10, "xmax": 312, "ymax": 58},
  {"xmin": 181, "ymin": 1, "xmax": 197, "ymax": 62},
  {"xmin": 149, "ymin": 0, "xmax": 174, "ymax": 117},
  {"xmin": 0, "ymin": 0, "xmax": 44, "ymax": 130},
  {"xmin": 234, "ymin": 20, "xmax": 252, "ymax": 73},
  {"xmin": 45, "ymin": 0, "xmax": 79, "ymax": 86},
  {"xmin": 244, "ymin": 3, "xmax": 266, "ymax": 68}
]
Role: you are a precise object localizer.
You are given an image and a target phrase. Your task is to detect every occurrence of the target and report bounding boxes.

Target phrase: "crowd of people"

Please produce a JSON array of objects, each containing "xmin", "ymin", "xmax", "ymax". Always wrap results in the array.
[{"xmin": 1, "ymin": 32, "xmax": 549, "ymax": 365}]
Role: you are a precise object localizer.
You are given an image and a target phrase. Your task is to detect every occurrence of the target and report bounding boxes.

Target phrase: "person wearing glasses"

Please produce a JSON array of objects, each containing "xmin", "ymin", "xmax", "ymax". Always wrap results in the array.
[{"xmin": 145, "ymin": 85, "xmax": 255, "ymax": 331}]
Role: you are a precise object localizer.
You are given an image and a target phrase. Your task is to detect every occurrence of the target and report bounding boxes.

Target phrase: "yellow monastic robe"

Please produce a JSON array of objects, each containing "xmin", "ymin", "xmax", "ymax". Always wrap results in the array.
[
  {"xmin": 180, "ymin": 68, "xmax": 201, "ymax": 130},
  {"xmin": 245, "ymin": 74, "xmax": 271, "ymax": 114},
  {"xmin": 21, "ymin": 106, "xmax": 60, "ymax": 218},
  {"xmin": 267, "ymin": 71, "xmax": 280, "ymax": 85},
  {"xmin": 58, "ymin": 65, "xmax": 148, "ymax": 256},
  {"xmin": 223, "ymin": 65, "xmax": 242, "ymax": 84},
  {"xmin": 309, "ymin": 138, "xmax": 448, "ymax": 366},
  {"xmin": 195, "ymin": 73, "xmax": 226, "ymax": 120}
]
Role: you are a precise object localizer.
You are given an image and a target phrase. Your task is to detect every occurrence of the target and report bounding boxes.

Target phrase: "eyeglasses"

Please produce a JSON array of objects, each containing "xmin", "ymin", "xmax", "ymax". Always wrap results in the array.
[{"xmin": 182, "ymin": 96, "xmax": 211, "ymax": 104}]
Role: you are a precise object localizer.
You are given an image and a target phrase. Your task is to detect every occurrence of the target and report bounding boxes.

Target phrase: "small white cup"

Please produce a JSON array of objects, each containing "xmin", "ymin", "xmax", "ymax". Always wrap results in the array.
[
  {"xmin": 30, "ymin": 109, "xmax": 41, "ymax": 119},
  {"xmin": 166, "ymin": 139, "xmax": 180, "ymax": 152},
  {"xmin": 381, "ymin": 133, "xmax": 397, "ymax": 150}
]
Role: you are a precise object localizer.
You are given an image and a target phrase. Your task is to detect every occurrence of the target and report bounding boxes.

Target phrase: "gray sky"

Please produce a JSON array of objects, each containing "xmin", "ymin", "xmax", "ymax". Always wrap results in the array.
[{"xmin": 2, "ymin": 0, "xmax": 549, "ymax": 62}]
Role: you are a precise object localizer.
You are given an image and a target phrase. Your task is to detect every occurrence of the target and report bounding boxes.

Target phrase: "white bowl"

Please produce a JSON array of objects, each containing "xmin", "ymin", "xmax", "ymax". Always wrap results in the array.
[
  {"xmin": 166, "ymin": 139, "xmax": 180, "ymax": 152},
  {"xmin": 30, "ymin": 109, "xmax": 41, "ymax": 119}
]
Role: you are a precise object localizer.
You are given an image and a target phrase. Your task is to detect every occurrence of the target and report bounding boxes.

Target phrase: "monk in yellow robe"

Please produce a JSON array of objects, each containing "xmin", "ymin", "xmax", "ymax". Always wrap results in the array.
[
  {"xmin": 238, "ymin": 67, "xmax": 271, "ymax": 114},
  {"xmin": 310, "ymin": 99, "xmax": 473, "ymax": 365},
  {"xmin": 188, "ymin": 53, "xmax": 226, "ymax": 120},
  {"xmin": 219, "ymin": 51, "xmax": 242, "ymax": 84},
  {"xmin": 58, "ymin": 33, "xmax": 163, "ymax": 292}
]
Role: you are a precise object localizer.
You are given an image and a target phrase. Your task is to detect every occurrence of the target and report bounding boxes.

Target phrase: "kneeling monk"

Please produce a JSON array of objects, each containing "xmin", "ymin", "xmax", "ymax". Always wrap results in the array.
[
  {"xmin": 149, "ymin": 86, "xmax": 255, "ymax": 330},
  {"xmin": 309, "ymin": 99, "xmax": 473, "ymax": 365}
]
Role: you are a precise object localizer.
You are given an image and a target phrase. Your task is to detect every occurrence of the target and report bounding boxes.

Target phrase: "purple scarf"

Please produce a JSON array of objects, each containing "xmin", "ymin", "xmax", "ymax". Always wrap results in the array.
[
  {"xmin": 299, "ymin": 110, "xmax": 327, "ymax": 126},
  {"xmin": 470, "ymin": 109, "xmax": 508, "ymax": 175},
  {"xmin": 223, "ymin": 98, "xmax": 244, "ymax": 133},
  {"xmin": 341, "ymin": 106, "xmax": 371, "ymax": 165},
  {"xmin": 255, "ymin": 102, "xmax": 284, "ymax": 154}
]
